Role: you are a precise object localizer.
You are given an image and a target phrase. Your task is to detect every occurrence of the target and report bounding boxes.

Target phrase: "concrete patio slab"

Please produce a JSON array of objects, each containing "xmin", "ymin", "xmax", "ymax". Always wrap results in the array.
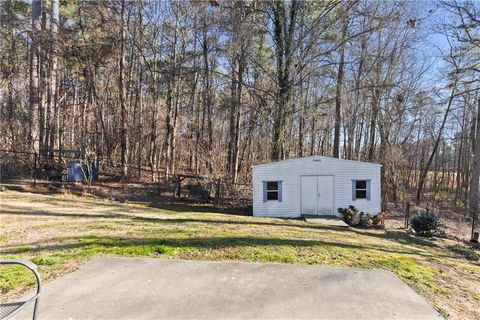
[
  {"xmin": 13, "ymin": 257, "xmax": 441, "ymax": 320},
  {"xmin": 303, "ymin": 215, "xmax": 350, "ymax": 228}
]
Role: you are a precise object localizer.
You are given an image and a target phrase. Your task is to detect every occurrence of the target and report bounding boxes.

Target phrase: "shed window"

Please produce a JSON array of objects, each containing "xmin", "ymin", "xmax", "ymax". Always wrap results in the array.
[
  {"xmin": 263, "ymin": 181, "xmax": 282, "ymax": 202},
  {"xmin": 352, "ymin": 180, "xmax": 371, "ymax": 201}
]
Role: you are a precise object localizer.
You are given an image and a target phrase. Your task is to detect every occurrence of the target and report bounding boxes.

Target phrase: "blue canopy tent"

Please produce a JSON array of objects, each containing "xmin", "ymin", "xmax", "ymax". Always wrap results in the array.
[{"xmin": 66, "ymin": 160, "xmax": 88, "ymax": 182}]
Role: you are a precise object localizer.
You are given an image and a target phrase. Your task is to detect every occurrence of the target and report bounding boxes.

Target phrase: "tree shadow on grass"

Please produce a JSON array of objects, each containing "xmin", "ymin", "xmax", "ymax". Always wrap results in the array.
[
  {"xmin": 348, "ymin": 229, "xmax": 440, "ymax": 248},
  {"xmin": 129, "ymin": 215, "xmax": 349, "ymax": 230},
  {"xmin": 146, "ymin": 201, "xmax": 251, "ymax": 216},
  {"xmin": 0, "ymin": 207, "xmax": 128, "ymax": 220},
  {"xmin": 1, "ymin": 202, "xmax": 442, "ymax": 254},
  {"xmin": 4, "ymin": 188, "xmax": 251, "ymax": 216},
  {"xmin": 0, "ymin": 234, "xmax": 440, "ymax": 259},
  {"xmin": 1, "ymin": 205, "xmax": 442, "ymax": 252},
  {"xmin": 0, "ymin": 207, "xmax": 351, "ymax": 234}
]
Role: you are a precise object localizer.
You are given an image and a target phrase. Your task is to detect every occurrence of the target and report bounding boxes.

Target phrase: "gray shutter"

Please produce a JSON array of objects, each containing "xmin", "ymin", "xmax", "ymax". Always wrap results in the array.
[
  {"xmin": 352, "ymin": 180, "xmax": 356, "ymax": 201},
  {"xmin": 278, "ymin": 181, "xmax": 282, "ymax": 202},
  {"xmin": 263, "ymin": 181, "xmax": 267, "ymax": 202},
  {"xmin": 367, "ymin": 180, "xmax": 371, "ymax": 201}
]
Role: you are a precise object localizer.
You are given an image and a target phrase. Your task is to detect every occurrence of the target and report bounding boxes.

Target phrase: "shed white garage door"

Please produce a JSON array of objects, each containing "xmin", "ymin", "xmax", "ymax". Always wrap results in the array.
[{"xmin": 301, "ymin": 176, "xmax": 334, "ymax": 215}]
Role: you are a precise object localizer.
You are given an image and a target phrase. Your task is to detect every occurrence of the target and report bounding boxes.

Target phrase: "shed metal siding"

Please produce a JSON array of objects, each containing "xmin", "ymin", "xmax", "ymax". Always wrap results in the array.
[{"xmin": 252, "ymin": 156, "xmax": 381, "ymax": 218}]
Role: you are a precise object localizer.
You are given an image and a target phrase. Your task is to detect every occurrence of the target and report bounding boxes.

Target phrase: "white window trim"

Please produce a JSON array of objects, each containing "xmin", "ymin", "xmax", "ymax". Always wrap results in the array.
[
  {"xmin": 352, "ymin": 179, "xmax": 371, "ymax": 201},
  {"xmin": 262, "ymin": 181, "xmax": 283, "ymax": 202}
]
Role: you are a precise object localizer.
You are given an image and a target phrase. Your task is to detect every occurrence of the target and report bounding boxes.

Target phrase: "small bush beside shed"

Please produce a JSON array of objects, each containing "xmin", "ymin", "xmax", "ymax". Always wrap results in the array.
[{"xmin": 337, "ymin": 205, "xmax": 384, "ymax": 228}]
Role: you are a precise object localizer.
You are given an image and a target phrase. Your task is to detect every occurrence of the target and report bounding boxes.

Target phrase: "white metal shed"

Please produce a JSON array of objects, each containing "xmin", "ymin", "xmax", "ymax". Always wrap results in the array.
[{"xmin": 252, "ymin": 156, "xmax": 381, "ymax": 218}]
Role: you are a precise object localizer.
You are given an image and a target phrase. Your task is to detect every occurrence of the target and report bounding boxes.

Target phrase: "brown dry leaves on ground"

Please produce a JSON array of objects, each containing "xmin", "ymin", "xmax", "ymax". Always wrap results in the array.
[{"xmin": 385, "ymin": 202, "xmax": 477, "ymax": 241}]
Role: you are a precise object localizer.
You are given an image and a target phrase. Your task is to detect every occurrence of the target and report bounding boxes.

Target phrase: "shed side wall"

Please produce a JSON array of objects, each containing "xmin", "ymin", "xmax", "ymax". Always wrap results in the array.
[{"xmin": 252, "ymin": 158, "xmax": 381, "ymax": 218}]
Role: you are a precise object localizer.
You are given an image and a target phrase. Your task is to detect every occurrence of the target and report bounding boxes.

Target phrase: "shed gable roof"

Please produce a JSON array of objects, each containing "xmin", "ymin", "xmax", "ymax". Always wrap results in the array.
[{"xmin": 251, "ymin": 156, "xmax": 381, "ymax": 169}]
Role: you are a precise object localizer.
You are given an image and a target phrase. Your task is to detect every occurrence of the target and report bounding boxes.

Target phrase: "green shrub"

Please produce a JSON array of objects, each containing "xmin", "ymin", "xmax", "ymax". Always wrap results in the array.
[
  {"xmin": 351, "ymin": 212, "xmax": 360, "ymax": 225},
  {"xmin": 359, "ymin": 213, "xmax": 373, "ymax": 227},
  {"xmin": 338, "ymin": 205, "xmax": 359, "ymax": 226},
  {"xmin": 371, "ymin": 215, "xmax": 381, "ymax": 226},
  {"xmin": 338, "ymin": 206, "xmax": 383, "ymax": 228},
  {"xmin": 410, "ymin": 210, "xmax": 443, "ymax": 236}
]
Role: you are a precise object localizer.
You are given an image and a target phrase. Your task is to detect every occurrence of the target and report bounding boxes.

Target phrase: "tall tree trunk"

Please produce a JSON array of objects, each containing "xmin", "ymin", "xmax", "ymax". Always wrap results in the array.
[
  {"xmin": 310, "ymin": 115, "xmax": 315, "ymax": 156},
  {"xmin": 119, "ymin": 0, "xmax": 128, "ymax": 178},
  {"xmin": 378, "ymin": 110, "xmax": 388, "ymax": 210},
  {"xmin": 227, "ymin": 3, "xmax": 240, "ymax": 182},
  {"xmin": 469, "ymin": 99, "xmax": 480, "ymax": 224},
  {"xmin": 298, "ymin": 110, "xmax": 304, "ymax": 157},
  {"xmin": 170, "ymin": 72, "xmax": 180, "ymax": 176},
  {"xmin": 29, "ymin": 0, "xmax": 42, "ymax": 152},
  {"xmin": 367, "ymin": 91, "xmax": 380, "ymax": 162},
  {"xmin": 227, "ymin": 60, "xmax": 239, "ymax": 182},
  {"xmin": 5, "ymin": 0, "xmax": 16, "ymax": 151},
  {"xmin": 200, "ymin": 13, "xmax": 213, "ymax": 175},
  {"xmin": 454, "ymin": 108, "xmax": 466, "ymax": 206},
  {"xmin": 333, "ymin": 15, "xmax": 348, "ymax": 158},
  {"xmin": 165, "ymin": 11, "xmax": 182, "ymax": 178},
  {"xmin": 416, "ymin": 85, "xmax": 456, "ymax": 203},
  {"xmin": 233, "ymin": 62, "xmax": 243, "ymax": 182},
  {"xmin": 149, "ymin": 47, "xmax": 159, "ymax": 181},
  {"xmin": 227, "ymin": 39, "xmax": 245, "ymax": 183},
  {"xmin": 39, "ymin": 6, "xmax": 47, "ymax": 158},
  {"xmin": 48, "ymin": 0, "xmax": 59, "ymax": 159},
  {"xmin": 165, "ymin": 78, "xmax": 174, "ymax": 177},
  {"xmin": 271, "ymin": 0, "xmax": 297, "ymax": 161},
  {"xmin": 367, "ymin": 36, "xmax": 383, "ymax": 163},
  {"xmin": 349, "ymin": 36, "xmax": 366, "ymax": 160}
]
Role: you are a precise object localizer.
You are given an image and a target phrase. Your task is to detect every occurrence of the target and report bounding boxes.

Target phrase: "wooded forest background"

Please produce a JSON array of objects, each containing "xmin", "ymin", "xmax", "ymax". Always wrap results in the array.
[{"xmin": 0, "ymin": 0, "xmax": 479, "ymax": 220}]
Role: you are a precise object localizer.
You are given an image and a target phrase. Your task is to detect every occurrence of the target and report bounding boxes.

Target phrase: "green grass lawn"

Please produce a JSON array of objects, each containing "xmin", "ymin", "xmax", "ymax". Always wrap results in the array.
[{"xmin": 1, "ymin": 191, "xmax": 479, "ymax": 319}]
